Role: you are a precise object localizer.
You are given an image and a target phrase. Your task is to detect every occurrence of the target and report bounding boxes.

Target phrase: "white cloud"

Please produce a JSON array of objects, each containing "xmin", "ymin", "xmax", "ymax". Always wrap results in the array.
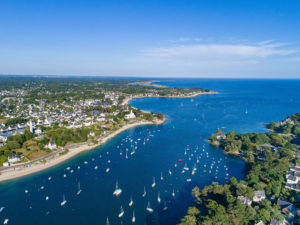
[
  {"xmin": 168, "ymin": 37, "xmax": 202, "ymax": 43},
  {"xmin": 143, "ymin": 42, "xmax": 296, "ymax": 59}
]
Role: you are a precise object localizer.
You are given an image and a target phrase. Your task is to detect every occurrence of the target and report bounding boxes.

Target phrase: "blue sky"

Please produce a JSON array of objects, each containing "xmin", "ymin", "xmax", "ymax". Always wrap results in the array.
[{"xmin": 0, "ymin": 0, "xmax": 300, "ymax": 78}]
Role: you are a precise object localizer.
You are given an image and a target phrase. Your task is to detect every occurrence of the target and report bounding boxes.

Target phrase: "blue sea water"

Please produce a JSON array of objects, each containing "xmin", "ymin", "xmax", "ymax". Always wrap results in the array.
[{"xmin": 0, "ymin": 79, "xmax": 299, "ymax": 225}]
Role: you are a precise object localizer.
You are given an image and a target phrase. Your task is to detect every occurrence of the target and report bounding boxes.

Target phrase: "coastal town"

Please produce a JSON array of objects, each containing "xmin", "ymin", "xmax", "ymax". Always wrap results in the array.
[{"xmin": 0, "ymin": 76, "xmax": 213, "ymax": 181}]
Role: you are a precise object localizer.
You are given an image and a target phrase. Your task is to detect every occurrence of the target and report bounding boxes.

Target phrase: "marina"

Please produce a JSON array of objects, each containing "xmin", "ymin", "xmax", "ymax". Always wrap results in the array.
[{"xmin": 0, "ymin": 79, "xmax": 299, "ymax": 225}]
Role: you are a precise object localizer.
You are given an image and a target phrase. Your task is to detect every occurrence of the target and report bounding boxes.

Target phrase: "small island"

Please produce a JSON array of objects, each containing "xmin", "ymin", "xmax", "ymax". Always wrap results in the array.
[{"xmin": 180, "ymin": 114, "xmax": 300, "ymax": 225}]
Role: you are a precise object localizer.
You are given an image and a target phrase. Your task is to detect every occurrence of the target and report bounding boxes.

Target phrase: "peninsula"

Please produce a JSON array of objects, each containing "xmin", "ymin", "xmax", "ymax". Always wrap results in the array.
[{"xmin": 180, "ymin": 113, "xmax": 300, "ymax": 225}]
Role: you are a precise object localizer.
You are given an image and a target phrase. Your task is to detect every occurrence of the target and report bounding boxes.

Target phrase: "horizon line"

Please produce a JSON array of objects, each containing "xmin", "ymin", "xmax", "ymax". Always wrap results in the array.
[{"xmin": 0, "ymin": 74, "xmax": 300, "ymax": 80}]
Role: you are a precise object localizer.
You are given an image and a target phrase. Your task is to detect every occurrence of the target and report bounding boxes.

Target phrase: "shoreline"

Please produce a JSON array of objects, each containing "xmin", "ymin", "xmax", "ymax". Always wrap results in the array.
[
  {"xmin": 123, "ymin": 91, "xmax": 219, "ymax": 105},
  {"xmin": 0, "ymin": 119, "xmax": 164, "ymax": 182},
  {"xmin": 0, "ymin": 89, "xmax": 216, "ymax": 182}
]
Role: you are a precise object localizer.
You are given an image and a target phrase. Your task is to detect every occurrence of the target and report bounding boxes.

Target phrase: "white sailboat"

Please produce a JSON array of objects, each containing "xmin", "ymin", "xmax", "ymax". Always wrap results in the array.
[
  {"xmin": 146, "ymin": 202, "xmax": 153, "ymax": 213},
  {"xmin": 157, "ymin": 191, "xmax": 161, "ymax": 203},
  {"xmin": 3, "ymin": 219, "xmax": 9, "ymax": 224},
  {"xmin": 172, "ymin": 189, "xmax": 175, "ymax": 197},
  {"xmin": 160, "ymin": 172, "xmax": 163, "ymax": 181},
  {"xmin": 142, "ymin": 186, "xmax": 146, "ymax": 197},
  {"xmin": 77, "ymin": 182, "xmax": 82, "ymax": 195},
  {"xmin": 60, "ymin": 194, "xmax": 67, "ymax": 206},
  {"xmin": 169, "ymin": 169, "xmax": 172, "ymax": 175},
  {"xmin": 184, "ymin": 163, "xmax": 189, "ymax": 171},
  {"xmin": 151, "ymin": 177, "xmax": 156, "ymax": 188},
  {"xmin": 125, "ymin": 152, "xmax": 128, "ymax": 159},
  {"xmin": 113, "ymin": 180, "xmax": 122, "ymax": 196},
  {"xmin": 106, "ymin": 168, "xmax": 110, "ymax": 173},
  {"xmin": 118, "ymin": 206, "xmax": 124, "ymax": 218},
  {"xmin": 132, "ymin": 210, "xmax": 136, "ymax": 223},
  {"xmin": 45, "ymin": 196, "xmax": 49, "ymax": 201},
  {"xmin": 163, "ymin": 201, "xmax": 168, "ymax": 211},
  {"xmin": 106, "ymin": 217, "xmax": 110, "ymax": 225},
  {"xmin": 129, "ymin": 196, "xmax": 133, "ymax": 207}
]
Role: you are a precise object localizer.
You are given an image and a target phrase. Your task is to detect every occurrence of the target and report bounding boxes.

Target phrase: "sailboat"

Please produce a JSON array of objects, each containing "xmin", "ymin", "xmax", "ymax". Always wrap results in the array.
[
  {"xmin": 160, "ymin": 172, "xmax": 163, "ymax": 181},
  {"xmin": 125, "ymin": 152, "xmax": 128, "ymax": 159},
  {"xmin": 146, "ymin": 202, "xmax": 153, "ymax": 213},
  {"xmin": 45, "ymin": 196, "xmax": 49, "ymax": 201},
  {"xmin": 163, "ymin": 201, "xmax": 168, "ymax": 211},
  {"xmin": 172, "ymin": 189, "xmax": 175, "ymax": 197},
  {"xmin": 60, "ymin": 194, "xmax": 67, "ymax": 206},
  {"xmin": 113, "ymin": 180, "xmax": 122, "ymax": 196},
  {"xmin": 142, "ymin": 186, "xmax": 146, "ymax": 197},
  {"xmin": 169, "ymin": 169, "xmax": 172, "ymax": 175},
  {"xmin": 77, "ymin": 182, "xmax": 82, "ymax": 195},
  {"xmin": 184, "ymin": 163, "xmax": 189, "ymax": 171},
  {"xmin": 118, "ymin": 206, "xmax": 124, "ymax": 218},
  {"xmin": 129, "ymin": 196, "xmax": 133, "ymax": 207},
  {"xmin": 106, "ymin": 217, "xmax": 110, "ymax": 225},
  {"xmin": 106, "ymin": 168, "xmax": 110, "ymax": 173},
  {"xmin": 151, "ymin": 177, "xmax": 156, "ymax": 188},
  {"xmin": 3, "ymin": 219, "xmax": 9, "ymax": 225},
  {"xmin": 132, "ymin": 210, "xmax": 136, "ymax": 223},
  {"xmin": 157, "ymin": 191, "xmax": 161, "ymax": 203}
]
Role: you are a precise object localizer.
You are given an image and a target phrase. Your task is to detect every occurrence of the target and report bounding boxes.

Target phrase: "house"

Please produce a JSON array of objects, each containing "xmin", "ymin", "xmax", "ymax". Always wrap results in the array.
[
  {"xmin": 285, "ymin": 183, "xmax": 300, "ymax": 192},
  {"xmin": 89, "ymin": 131, "xmax": 95, "ymax": 137},
  {"xmin": 125, "ymin": 111, "xmax": 136, "ymax": 120},
  {"xmin": 216, "ymin": 130, "xmax": 226, "ymax": 140},
  {"xmin": 253, "ymin": 190, "xmax": 266, "ymax": 202},
  {"xmin": 3, "ymin": 162, "xmax": 10, "ymax": 167},
  {"xmin": 277, "ymin": 200, "xmax": 296, "ymax": 224},
  {"xmin": 8, "ymin": 156, "xmax": 21, "ymax": 163},
  {"xmin": 35, "ymin": 127, "xmax": 43, "ymax": 135},
  {"xmin": 270, "ymin": 219, "xmax": 288, "ymax": 225},
  {"xmin": 286, "ymin": 174, "xmax": 299, "ymax": 184},
  {"xmin": 256, "ymin": 144, "xmax": 275, "ymax": 151},
  {"xmin": 0, "ymin": 135, "xmax": 7, "ymax": 142},
  {"xmin": 45, "ymin": 141, "xmax": 57, "ymax": 150},
  {"xmin": 237, "ymin": 196, "xmax": 252, "ymax": 206}
]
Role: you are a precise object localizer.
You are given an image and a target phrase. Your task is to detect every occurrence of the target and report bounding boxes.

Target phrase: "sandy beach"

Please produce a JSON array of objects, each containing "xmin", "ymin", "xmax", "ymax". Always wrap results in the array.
[{"xmin": 0, "ymin": 119, "xmax": 164, "ymax": 182}]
